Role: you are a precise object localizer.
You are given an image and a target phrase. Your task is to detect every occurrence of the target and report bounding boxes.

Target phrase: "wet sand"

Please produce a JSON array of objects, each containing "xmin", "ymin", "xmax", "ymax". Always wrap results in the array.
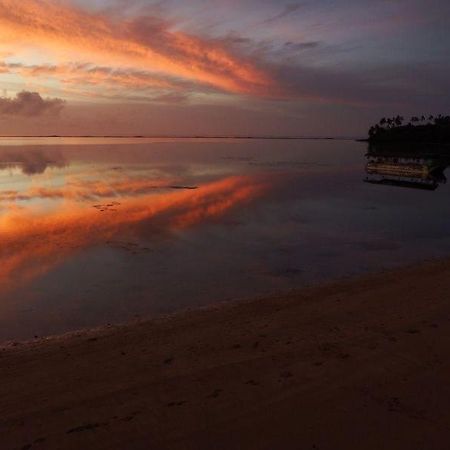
[{"xmin": 1, "ymin": 260, "xmax": 449, "ymax": 450}]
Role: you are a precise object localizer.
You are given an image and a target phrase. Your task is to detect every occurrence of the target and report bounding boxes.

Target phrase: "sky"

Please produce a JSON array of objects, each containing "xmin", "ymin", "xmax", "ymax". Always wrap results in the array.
[{"xmin": 0, "ymin": 0, "xmax": 449, "ymax": 137}]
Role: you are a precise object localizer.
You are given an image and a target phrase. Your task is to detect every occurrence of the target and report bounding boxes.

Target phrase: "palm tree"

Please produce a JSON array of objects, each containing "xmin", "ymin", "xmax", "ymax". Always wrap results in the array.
[
  {"xmin": 394, "ymin": 115, "xmax": 403, "ymax": 127},
  {"xmin": 434, "ymin": 114, "xmax": 444, "ymax": 125}
]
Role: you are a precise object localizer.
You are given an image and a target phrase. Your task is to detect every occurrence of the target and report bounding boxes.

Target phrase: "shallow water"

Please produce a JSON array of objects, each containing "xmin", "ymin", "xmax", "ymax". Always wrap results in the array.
[{"xmin": 1, "ymin": 137, "xmax": 449, "ymax": 341}]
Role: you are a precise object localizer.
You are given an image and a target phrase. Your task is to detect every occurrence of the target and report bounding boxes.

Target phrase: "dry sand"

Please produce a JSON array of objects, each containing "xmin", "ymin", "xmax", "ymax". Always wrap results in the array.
[{"xmin": 1, "ymin": 260, "xmax": 449, "ymax": 450}]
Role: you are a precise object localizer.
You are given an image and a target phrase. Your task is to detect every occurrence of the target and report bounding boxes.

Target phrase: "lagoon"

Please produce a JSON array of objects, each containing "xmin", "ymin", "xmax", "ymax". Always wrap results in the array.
[{"xmin": 1, "ymin": 137, "xmax": 449, "ymax": 341}]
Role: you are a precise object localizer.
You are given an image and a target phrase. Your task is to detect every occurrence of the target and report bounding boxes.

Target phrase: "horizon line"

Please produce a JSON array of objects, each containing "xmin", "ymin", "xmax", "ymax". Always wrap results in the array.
[{"xmin": 0, "ymin": 135, "xmax": 362, "ymax": 140}]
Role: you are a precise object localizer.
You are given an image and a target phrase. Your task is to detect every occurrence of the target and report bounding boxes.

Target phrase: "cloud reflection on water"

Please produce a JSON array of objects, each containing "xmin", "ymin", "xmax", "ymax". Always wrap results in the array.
[
  {"xmin": 0, "ymin": 148, "xmax": 67, "ymax": 175},
  {"xmin": 0, "ymin": 174, "xmax": 269, "ymax": 294}
]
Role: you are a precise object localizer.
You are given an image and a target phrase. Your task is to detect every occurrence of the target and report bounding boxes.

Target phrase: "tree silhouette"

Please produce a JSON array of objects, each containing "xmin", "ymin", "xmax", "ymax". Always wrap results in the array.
[{"xmin": 368, "ymin": 113, "xmax": 450, "ymax": 143}]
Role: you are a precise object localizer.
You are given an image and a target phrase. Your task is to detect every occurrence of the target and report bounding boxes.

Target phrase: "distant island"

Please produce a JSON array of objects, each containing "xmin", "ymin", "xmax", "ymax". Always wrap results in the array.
[
  {"xmin": 0, "ymin": 135, "xmax": 344, "ymax": 140},
  {"xmin": 367, "ymin": 114, "xmax": 450, "ymax": 143}
]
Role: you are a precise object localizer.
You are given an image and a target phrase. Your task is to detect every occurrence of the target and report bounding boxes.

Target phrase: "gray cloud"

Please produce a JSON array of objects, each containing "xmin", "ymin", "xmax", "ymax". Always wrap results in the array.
[
  {"xmin": 264, "ymin": 2, "xmax": 305, "ymax": 23},
  {"xmin": 271, "ymin": 60, "xmax": 450, "ymax": 108},
  {"xmin": 283, "ymin": 41, "xmax": 321, "ymax": 52},
  {"xmin": 0, "ymin": 91, "xmax": 66, "ymax": 117}
]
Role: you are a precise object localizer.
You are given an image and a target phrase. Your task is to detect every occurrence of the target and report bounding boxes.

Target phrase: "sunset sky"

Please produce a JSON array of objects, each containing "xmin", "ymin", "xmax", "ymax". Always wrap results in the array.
[{"xmin": 0, "ymin": 0, "xmax": 449, "ymax": 136}]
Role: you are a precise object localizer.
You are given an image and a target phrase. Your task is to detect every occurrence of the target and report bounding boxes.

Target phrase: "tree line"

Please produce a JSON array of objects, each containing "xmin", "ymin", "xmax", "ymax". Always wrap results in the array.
[{"xmin": 368, "ymin": 114, "xmax": 450, "ymax": 143}]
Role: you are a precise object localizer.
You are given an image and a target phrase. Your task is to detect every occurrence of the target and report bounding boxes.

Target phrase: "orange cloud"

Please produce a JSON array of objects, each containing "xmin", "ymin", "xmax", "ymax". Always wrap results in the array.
[
  {"xmin": 0, "ymin": 175, "xmax": 268, "ymax": 293},
  {"xmin": 0, "ymin": 0, "xmax": 273, "ymax": 95},
  {"xmin": 1, "ymin": 62, "xmax": 181, "ymax": 92}
]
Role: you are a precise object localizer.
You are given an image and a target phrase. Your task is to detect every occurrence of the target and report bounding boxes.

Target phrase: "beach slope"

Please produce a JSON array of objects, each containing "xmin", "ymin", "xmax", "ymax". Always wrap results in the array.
[{"xmin": 1, "ymin": 261, "xmax": 449, "ymax": 450}]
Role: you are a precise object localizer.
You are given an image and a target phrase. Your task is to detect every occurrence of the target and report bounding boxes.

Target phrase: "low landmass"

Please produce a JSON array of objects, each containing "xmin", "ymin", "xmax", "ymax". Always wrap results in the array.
[
  {"xmin": 0, "ymin": 135, "xmax": 350, "ymax": 140},
  {"xmin": 367, "ymin": 114, "xmax": 450, "ymax": 144},
  {"xmin": 1, "ymin": 259, "xmax": 449, "ymax": 449}
]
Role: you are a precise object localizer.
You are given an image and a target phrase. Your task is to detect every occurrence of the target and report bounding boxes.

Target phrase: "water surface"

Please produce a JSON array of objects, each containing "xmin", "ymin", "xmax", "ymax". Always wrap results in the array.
[{"xmin": 1, "ymin": 138, "xmax": 449, "ymax": 341}]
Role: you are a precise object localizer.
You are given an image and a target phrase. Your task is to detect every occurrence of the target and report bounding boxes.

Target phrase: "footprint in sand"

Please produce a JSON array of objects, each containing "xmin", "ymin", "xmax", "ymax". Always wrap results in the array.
[
  {"xmin": 120, "ymin": 411, "xmax": 141, "ymax": 422},
  {"xmin": 66, "ymin": 422, "xmax": 108, "ymax": 434},
  {"xmin": 405, "ymin": 328, "xmax": 421, "ymax": 334},
  {"xmin": 167, "ymin": 401, "xmax": 187, "ymax": 407},
  {"xmin": 280, "ymin": 371, "xmax": 293, "ymax": 379},
  {"xmin": 208, "ymin": 389, "xmax": 223, "ymax": 398}
]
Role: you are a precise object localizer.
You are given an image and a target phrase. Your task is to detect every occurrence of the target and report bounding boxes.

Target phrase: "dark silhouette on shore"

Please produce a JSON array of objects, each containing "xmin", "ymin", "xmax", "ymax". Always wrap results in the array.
[{"xmin": 367, "ymin": 115, "xmax": 450, "ymax": 143}]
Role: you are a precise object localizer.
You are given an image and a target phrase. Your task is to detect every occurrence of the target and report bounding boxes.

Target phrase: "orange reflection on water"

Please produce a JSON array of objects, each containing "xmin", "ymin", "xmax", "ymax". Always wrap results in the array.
[
  {"xmin": 0, "ymin": 177, "xmax": 181, "ymax": 202},
  {"xmin": 0, "ymin": 175, "xmax": 268, "ymax": 294}
]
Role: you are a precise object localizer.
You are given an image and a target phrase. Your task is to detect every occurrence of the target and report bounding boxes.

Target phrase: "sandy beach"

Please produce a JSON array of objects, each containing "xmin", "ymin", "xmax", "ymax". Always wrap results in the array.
[{"xmin": 1, "ymin": 259, "xmax": 449, "ymax": 450}]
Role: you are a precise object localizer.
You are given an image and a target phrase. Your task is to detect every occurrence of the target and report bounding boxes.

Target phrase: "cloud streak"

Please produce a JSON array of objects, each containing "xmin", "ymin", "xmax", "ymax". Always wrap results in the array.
[
  {"xmin": 264, "ymin": 2, "xmax": 304, "ymax": 23},
  {"xmin": 0, "ymin": 61, "xmax": 206, "ymax": 102},
  {"xmin": 0, "ymin": 0, "xmax": 273, "ymax": 96}
]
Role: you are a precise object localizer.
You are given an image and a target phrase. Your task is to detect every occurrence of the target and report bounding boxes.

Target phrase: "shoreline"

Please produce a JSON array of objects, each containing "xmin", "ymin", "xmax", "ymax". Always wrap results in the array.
[
  {"xmin": 0, "ymin": 257, "xmax": 445, "ymax": 349},
  {"xmin": 1, "ymin": 258, "xmax": 450, "ymax": 449}
]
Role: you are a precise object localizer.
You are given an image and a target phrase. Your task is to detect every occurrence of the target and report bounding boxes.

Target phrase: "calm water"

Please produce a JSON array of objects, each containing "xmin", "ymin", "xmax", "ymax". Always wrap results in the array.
[{"xmin": 1, "ymin": 138, "xmax": 449, "ymax": 341}]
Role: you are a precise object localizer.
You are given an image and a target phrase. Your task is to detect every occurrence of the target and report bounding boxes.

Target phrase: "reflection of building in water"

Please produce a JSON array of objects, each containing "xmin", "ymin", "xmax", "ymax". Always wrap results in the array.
[{"xmin": 364, "ymin": 151, "xmax": 448, "ymax": 191}]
